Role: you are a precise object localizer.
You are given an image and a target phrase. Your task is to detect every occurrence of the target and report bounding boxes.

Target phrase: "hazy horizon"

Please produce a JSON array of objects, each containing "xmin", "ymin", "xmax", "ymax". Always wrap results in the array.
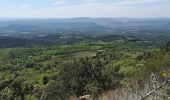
[{"xmin": 0, "ymin": 17, "xmax": 170, "ymax": 20}]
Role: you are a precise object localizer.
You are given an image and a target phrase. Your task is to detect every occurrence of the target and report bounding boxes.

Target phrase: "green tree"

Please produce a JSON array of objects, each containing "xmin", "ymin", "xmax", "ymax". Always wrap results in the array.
[{"xmin": 42, "ymin": 76, "xmax": 49, "ymax": 85}]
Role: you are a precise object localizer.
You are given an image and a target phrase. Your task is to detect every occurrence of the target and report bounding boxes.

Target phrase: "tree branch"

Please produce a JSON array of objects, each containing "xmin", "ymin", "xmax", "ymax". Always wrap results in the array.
[{"xmin": 139, "ymin": 78, "xmax": 170, "ymax": 100}]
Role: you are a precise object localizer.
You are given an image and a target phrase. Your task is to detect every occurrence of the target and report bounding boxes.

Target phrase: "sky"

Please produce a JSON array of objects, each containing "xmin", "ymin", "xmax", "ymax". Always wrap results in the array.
[{"xmin": 0, "ymin": 0, "xmax": 170, "ymax": 18}]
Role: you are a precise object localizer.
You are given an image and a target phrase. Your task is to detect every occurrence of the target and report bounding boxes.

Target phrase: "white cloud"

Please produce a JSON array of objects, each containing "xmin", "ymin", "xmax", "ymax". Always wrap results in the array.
[
  {"xmin": 33, "ymin": 2, "xmax": 169, "ymax": 18},
  {"xmin": 51, "ymin": 0, "xmax": 68, "ymax": 5},
  {"xmin": 82, "ymin": 0, "xmax": 97, "ymax": 3},
  {"xmin": 114, "ymin": 0, "xmax": 166, "ymax": 5}
]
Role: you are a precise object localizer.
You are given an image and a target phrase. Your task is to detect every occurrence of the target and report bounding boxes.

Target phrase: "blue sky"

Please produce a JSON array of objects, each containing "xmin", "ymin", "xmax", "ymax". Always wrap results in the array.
[{"xmin": 0, "ymin": 0, "xmax": 169, "ymax": 18}]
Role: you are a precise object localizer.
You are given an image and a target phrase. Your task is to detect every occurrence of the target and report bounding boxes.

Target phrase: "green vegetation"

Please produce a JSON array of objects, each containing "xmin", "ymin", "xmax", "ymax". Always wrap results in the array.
[{"xmin": 0, "ymin": 34, "xmax": 169, "ymax": 100}]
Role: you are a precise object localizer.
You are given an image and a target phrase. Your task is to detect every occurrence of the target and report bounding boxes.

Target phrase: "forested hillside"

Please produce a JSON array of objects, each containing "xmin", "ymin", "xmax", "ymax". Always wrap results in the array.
[
  {"xmin": 0, "ymin": 18, "xmax": 169, "ymax": 100},
  {"xmin": 0, "ymin": 34, "xmax": 169, "ymax": 99}
]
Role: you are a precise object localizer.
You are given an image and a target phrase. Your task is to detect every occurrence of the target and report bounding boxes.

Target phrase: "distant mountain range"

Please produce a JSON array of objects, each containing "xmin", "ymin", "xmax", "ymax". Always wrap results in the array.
[
  {"xmin": 0, "ymin": 18, "xmax": 170, "ymax": 36},
  {"xmin": 0, "ymin": 18, "xmax": 170, "ymax": 48},
  {"xmin": 0, "ymin": 17, "xmax": 170, "ymax": 33}
]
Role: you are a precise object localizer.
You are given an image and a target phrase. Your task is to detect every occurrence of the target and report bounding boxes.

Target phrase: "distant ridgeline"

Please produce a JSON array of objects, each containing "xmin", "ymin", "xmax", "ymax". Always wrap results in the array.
[{"xmin": 0, "ymin": 18, "xmax": 170, "ymax": 48}]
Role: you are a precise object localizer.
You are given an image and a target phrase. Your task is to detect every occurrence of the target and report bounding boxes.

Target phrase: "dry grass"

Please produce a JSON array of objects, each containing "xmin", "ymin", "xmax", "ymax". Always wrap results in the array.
[{"xmin": 73, "ymin": 51, "xmax": 96, "ymax": 58}]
